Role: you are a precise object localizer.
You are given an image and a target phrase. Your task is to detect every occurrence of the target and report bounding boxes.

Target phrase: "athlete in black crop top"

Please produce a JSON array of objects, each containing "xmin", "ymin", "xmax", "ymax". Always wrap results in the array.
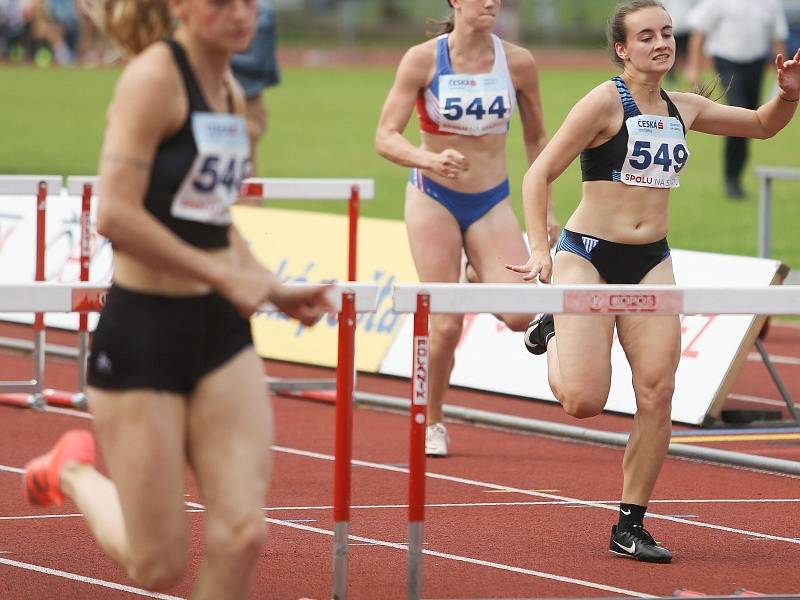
[
  {"xmin": 143, "ymin": 39, "xmax": 242, "ymax": 249},
  {"xmin": 22, "ymin": 2, "xmax": 334, "ymax": 597},
  {"xmin": 508, "ymin": 0, "xmax": 799, "ymax": 565}
]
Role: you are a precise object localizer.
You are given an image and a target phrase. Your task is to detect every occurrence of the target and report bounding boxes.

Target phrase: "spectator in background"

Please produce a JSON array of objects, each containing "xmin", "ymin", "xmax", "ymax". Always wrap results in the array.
[
  {"xmin": 661, "ymin": 0, "xmax": 695, "ymax": 81},
  {"xmin": 0, "ymin": 0, "xmax": 34, "ymax": 60},
  {"xmin": 230, "ymin": 0, "xmax": 280, "ymax": 177},
  {"xmin": 686, "ymin": 0, "xmax": 788, "ymax": 199},
  {"xmin": 786, "ymin": 0, "xmax": 800, "ymax": 57}
]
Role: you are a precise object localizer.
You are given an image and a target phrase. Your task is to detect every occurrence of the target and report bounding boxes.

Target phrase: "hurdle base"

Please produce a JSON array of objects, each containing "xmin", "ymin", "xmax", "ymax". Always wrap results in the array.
[{"xmin": 0, "ymin": 392, "xmax": 46, "ymax": 411}]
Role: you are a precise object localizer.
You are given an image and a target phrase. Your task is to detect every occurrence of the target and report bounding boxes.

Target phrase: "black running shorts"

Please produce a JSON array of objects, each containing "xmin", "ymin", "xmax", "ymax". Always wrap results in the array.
[{"xmin": 87, "ymin": 284, "xmax": 253, "ymax": 394}]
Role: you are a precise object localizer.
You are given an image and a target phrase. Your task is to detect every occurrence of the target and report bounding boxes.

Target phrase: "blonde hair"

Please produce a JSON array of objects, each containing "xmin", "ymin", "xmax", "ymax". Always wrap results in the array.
[{"xmin": 81, "ymin": 0, "xmax": 173, "ymax": 55}]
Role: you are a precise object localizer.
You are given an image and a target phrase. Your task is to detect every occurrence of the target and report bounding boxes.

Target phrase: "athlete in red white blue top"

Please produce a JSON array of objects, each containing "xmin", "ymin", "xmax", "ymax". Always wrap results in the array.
[{"xmin": 375, "ymin": 0, "xmax": 558, "ymax": 458}]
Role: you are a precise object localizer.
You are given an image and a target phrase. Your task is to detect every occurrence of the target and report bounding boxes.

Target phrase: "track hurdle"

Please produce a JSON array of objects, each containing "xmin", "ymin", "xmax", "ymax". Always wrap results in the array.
[
  {"xmin": 392, "ymin": 282, "xmax": 800, "ymax": 600},
  {"xmin": 238, "ymin": 177, "xmax": 374, "ymax": 399},
  {"xmin": 0, "ymin": 175, "xmax": 62, "ymax": 409},
  {"xmin": 0, "ymin": 280, "xmax": 379, "ymax": 600}
]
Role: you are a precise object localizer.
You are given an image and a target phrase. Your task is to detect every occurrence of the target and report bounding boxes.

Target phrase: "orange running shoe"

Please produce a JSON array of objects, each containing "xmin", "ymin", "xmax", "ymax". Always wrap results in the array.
[{"xmin": 23, "ymin": 429, "xmax": 95, "ymax": 507}]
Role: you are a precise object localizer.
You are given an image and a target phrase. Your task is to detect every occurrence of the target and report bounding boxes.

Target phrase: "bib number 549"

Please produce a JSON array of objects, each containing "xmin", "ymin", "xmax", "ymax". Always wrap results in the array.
[{"xmin": 629, "ymin": 141, "xmax": 688, "ymax": 173}]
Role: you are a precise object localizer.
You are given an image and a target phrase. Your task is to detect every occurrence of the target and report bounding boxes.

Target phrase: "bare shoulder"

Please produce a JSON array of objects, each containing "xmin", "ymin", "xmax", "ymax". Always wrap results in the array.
[
  {"xmin": 400, "ymin": 38, "xmax": 437, "ymax": 70},
  {"xmin": 502, "ymin": 39, "xmax": 536, "ymax": 71},
  {"xmin": 112, "ymin": 43, "xmax": 182, "ymax": 114},
  {"xmin": 393, "ymin": 38, "xmax": 437, "ymax": 87},
  {"xmin": 580, "ymin": 79, "xmax": 621, "ymax": 112},
  {"xmin": 108, "ymin": 42, "xmax": 184, "ymax": 137}
]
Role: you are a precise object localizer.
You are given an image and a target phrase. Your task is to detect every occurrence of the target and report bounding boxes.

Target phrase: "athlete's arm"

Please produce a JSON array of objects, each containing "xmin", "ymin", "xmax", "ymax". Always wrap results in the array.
[
  {"xmin": 508, "ymin": 84, "xmax": 618, "ymax": 282},
  {"xmin": 508, "ymin": 44, "xmax": 559, "ymax": 246},
  {"xmin": 681, "ymin": 50, "xmax": 800, "ymax": 138},
  {"xmin": 374, "ymin": 44, "xmax": 467, "ymax": 178}
]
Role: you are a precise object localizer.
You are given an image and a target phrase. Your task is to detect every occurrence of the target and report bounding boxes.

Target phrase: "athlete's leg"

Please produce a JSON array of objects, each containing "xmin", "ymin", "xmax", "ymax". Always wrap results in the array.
[
  {"xmin": 547, "ymin": 251, "xmax": 616, "ymax": 418},
  {"xmin": 60, "ymin": 388, "xmax": 190, "ymax": 591},
  {"xmin": 616, "ymin": 258, "xmax": 680, "ymax": 505},
  {"xmin": 463, "ymin": 197, "xmax": 534, "ymax": 331},
  {"xmin": 187, "ymin": 347, "xmax": 271, "ymax": 600},
  {"xmin": 405, "ymin": 183, "xmax": 465, "ymax": 426}
]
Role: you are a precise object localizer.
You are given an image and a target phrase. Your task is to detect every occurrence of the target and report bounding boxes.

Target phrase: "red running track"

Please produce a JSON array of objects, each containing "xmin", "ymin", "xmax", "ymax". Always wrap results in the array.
[{"xmin": 0, "ymin": 322, "xmax": 799, "ymax": 599}]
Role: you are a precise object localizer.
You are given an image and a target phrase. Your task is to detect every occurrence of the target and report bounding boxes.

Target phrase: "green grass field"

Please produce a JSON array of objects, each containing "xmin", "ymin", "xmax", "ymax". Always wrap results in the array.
[{"xmin": 0, "ymin": 63, "xmax": 798, "ymax": 269}]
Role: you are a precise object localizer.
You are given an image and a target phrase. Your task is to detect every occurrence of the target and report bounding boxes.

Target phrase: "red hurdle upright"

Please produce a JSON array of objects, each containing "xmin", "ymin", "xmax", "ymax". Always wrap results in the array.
[
  {"xmin": 408, "ymin": 293, "xmax": 430, "ymax": 600},
  {"xmin": 332, "ymin": 290, "xmax": 356, "ymax": 600}
]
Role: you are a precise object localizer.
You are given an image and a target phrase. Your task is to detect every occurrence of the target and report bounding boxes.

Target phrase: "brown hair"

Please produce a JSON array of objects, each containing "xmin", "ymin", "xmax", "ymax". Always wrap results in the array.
[
  {"xmin": 607, "ymin": 0, "xmax": 667, "ymax": 67},
  {"xmin": 82, "ymin": 0, "xmax": 172, "ymax": 56},
  {"xmin": 427, "ymin": 0, "xmax": 455, "ymax": 37}
]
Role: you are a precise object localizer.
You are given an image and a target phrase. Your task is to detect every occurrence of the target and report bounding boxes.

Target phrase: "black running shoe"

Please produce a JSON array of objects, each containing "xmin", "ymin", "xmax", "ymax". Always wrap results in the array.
[
  {"xmin": 524, "ymin": 314, "xmax": 554, "ymax": 355},
  {"xmin": 609, "ymin": 524, "xmax": 672, "ymax": 563}
]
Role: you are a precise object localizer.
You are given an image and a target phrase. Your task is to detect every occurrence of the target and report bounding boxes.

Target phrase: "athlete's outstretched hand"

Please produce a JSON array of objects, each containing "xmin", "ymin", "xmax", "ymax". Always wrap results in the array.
[
  {"xmin": 429, "ymin": 149, "xmax": 469, "ymax": 179},
  {"xmin": 270, "ymin": 284, "xmax": 336, "ymax": 327},
  {"xmin": 776, "ymin": 49, "xmax": 800, "ymax": 100},
  {"xmin": 505, "ymin": 249, "xmax": 553, "ymax": 284}
]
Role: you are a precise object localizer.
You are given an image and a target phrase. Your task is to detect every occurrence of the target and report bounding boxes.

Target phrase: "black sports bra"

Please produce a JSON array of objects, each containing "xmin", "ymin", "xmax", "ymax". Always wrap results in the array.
[
  {"xmin": 581, "ymin": 76, "xmax": 687, "ymax": 183},
  {"xmin": 142, "ymin": 39, "xmax": 248, "ymax": 249}
]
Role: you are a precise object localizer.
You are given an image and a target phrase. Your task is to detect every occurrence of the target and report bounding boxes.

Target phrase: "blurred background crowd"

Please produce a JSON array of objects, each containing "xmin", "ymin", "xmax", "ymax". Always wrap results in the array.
[{"xmin": 1, "ymin": 0, "xmax": 799, "ymax": 68}]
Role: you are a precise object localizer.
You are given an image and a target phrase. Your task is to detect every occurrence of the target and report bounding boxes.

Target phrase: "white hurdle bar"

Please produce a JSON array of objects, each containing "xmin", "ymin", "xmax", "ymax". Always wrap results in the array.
[
  {"xmin": 393, "ymin": 283, "xmax": 800, "ymax": 316},
  {"xmin": 66, "ymin": 176, "xmax": 376, "ymax": 202},
  {"xmin": 391, "ymin": 282, "xmax": 800, "ymax": 600},
  {"xmin": 0, "ymin": 282, "xmax": 378, "ymax": 314},
  {"xmin": 0, "ymin": 175, "xmax": 62, "ymax": 196}
]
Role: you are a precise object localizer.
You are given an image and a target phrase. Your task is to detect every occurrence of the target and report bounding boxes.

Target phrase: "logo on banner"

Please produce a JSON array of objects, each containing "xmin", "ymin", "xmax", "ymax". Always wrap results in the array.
[{"xmin": 413, "ymin": 336, "xmax": 429, "ymax": 405}]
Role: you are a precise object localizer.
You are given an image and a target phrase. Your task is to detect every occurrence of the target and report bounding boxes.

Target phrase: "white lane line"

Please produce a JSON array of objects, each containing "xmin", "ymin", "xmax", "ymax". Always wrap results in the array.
[
  {"xmin": 0, "ymin": 465, "xmax": 23, "ymax": 474},
  {"xmin": 727, "ymin": 392, "xmax": 800, "ymax": 409},
  {"xmin": 0, "ymin": 557, "xmax": 184, "ymax": 599},
  {"xmin": 0, "ymin": 508, "xmax": 204, "ymax": 521},
  {"xmin": 273, "ymin": 445, "xmax": 800, "ymax": 545},
  {"xmin": 747, "ymin": 353, "xmax": 800, "ymax": 366},
  {"xmin": 184, "ymin": 500, "xmax": 654, "ymax": 598}
]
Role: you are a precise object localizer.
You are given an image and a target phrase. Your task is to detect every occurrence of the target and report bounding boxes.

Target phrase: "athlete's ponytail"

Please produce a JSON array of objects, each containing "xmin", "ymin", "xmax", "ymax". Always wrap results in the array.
[
  {"xmin": 80, "ymin": 0, "xmax": 172, "ymax": 56},
  {"xmin": 428, "ymin": 0, "xmax": 455, "ymax": 37}
]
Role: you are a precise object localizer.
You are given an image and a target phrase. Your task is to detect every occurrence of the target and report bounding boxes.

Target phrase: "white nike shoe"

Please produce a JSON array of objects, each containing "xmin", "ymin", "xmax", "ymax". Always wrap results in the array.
[{"xmin": 425, "ymin": 423, "xmax": 450, "ymax": 457}]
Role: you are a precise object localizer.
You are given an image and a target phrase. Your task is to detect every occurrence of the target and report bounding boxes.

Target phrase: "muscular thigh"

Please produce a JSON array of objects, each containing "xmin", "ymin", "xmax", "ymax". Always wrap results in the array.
[
  {"xmin": 88, "ymin": 388, "xmax": 189, "ymax": 556},
  {"xmin": 463, "ymin": 199, "xmax": 529, "ymax": 283},
  {"xmin": 552, "ymin": 251, "xmax": 616, "ymax": 387},
  {"xmin": 188, "ymin": 348, "xmax": 272, "ymax": 517},
  {"xmin": 404, "ymin": 183, "xmax": 464, "ymax": 283},
  {"xmin": 616, "ymin": 257, "xmax": 681, "ymax": 380}
]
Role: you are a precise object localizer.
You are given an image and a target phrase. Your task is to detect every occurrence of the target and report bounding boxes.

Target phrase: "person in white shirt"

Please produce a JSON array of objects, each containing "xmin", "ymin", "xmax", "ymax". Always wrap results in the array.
[
  {"xmin": 686, "ymin": 0, "xmax": 788, "ymax": 199},
  {"xmin": 660, "ymin": 0, "xmax": 697, "ymax": 80}
]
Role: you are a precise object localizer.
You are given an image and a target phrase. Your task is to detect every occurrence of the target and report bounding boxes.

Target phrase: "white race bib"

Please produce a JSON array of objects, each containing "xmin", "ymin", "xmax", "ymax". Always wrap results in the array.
[
  {"xmin": 171, "ymin": 113, "xmax": 250, "ymax": 225},
  {"xmin": 620, "ymin": 114, "xmax": 689, "ymax": 188},
  {"xmin": 438, "ymin": 73, "xmax": 512, "ymax": 136}
]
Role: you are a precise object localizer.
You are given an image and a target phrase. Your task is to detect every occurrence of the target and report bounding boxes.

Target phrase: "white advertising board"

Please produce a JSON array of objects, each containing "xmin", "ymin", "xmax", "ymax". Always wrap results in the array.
[{"xmin": 379, "ymin": 250, "xmax": 784, "ymax": 426}]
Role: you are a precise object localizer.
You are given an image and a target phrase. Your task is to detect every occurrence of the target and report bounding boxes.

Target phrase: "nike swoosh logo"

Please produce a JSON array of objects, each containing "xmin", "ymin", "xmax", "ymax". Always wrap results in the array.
[
  {"xmin": 620, "ymin": 508, "xmax": 631, "ymax": 515},
  {"xmin": 613, "ymin": 539, "xmax": 636, "ymax": 554}
]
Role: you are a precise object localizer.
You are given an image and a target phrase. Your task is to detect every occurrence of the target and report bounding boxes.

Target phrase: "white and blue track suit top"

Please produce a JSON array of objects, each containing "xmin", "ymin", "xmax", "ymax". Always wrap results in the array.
[{"xmin": 416, "ymin": 34, "xmax": 516, "ymax": 136}]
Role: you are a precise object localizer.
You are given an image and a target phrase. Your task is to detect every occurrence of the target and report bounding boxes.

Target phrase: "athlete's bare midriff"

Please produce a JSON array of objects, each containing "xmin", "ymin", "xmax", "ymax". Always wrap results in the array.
[
  {"xmin": 565, "ymin": 181, "xmax": 671, "ymax": 244},
  {"xmin": 111, "ymin": 246, "xmax": 235, "ymax": 295},
  {"xmin": 419, "ymin": 129, "xmax": 509, "ymax": 192}
]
